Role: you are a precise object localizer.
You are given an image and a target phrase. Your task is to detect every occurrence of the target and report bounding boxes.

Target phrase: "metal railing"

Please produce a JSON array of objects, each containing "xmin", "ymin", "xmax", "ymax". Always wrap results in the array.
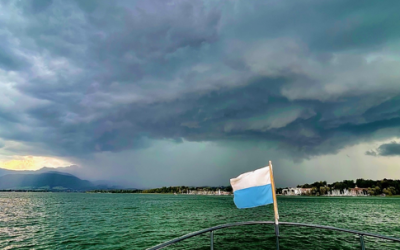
[{"xmin": 147, "ymin": 221, "xmax": 400, "ymax": 250}]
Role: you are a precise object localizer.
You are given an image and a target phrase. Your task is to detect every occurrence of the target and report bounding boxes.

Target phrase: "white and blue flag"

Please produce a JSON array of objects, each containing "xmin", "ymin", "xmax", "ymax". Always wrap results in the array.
[{"xmin": 230, "ymin": 166, "xmax": 274, "ymax": 209}]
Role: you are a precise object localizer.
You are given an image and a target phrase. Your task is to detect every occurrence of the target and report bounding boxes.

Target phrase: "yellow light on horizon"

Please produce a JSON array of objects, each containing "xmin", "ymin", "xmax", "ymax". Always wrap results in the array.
[{"xmin": 0, "ymin": 156, "xmax": 73, "ymax": 171}]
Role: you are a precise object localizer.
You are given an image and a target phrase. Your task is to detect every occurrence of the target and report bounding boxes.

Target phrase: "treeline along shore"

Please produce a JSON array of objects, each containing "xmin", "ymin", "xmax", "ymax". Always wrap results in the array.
[
  {"xmin": 88, "ymin": 178, "xmax": 399, "ymax": 196},
  {"xmin": 3, "ymin": 178, "xmax": 399, "ymax": 197},
  {"xmin": 88, "ymin": 186, "xmax": 233, "ymax": 195},
  {"xmin": 88, "ymin": 179, "xmax": 400, "ymax": 197}
]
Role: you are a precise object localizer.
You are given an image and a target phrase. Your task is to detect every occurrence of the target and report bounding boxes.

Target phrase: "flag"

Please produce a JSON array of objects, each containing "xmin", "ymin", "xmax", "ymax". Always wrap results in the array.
[{"xmin": 230, "ymin": 166, "xmax": 274, "ymax": 209}]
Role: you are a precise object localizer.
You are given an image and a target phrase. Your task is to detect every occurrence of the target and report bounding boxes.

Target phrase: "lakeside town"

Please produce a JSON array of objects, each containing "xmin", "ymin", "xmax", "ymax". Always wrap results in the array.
[
  {"xmin": 4, "ymin": 178, "xmax": 398, "ymax": 197},
  {"xmin": 88, "ymin": 178, "xmax": 400, "ymax": 196},
  {"xmin": 278, "ymin": 178, "xmax": 399, "ymax": 196}
]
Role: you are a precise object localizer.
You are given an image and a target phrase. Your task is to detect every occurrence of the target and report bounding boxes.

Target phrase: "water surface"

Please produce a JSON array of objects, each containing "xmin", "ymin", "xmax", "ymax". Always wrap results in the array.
[{"xmin": 1, "ymin": 193, "xmax": 399, "ymax": 249}]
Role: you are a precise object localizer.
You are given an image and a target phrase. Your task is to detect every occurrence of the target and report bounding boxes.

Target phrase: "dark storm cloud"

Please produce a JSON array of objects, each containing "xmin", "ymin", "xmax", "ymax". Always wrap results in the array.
[
  {"xmin": 1, "ymin": 0, "xmax": 400, "ymax": 160},
  {"xmin": 366, "ymin": 142, "xmax": 400, "ymax": 156}
]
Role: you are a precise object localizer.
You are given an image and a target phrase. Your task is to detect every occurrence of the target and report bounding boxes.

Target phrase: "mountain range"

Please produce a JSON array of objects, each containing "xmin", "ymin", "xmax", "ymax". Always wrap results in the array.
[
  {"xmin": 0, "ymin": 167, "xmax": 126, "ymax": 191},
  {"xmin": 0, "ymin": 165, "xmax": 82, "ymax": 177}
]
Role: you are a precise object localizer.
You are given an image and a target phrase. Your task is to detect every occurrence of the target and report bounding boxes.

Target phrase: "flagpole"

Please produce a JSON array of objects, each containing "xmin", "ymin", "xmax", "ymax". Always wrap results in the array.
[{"xmin": 269, "ymin": 161, "xmax": 280, "ymax": 250}]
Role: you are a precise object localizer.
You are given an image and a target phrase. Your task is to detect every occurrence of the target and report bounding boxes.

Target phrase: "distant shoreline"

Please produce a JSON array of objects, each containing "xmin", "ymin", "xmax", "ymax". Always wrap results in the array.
[
  {"xmin": 277, "ymin": 195, "xmax": 400, "ymax": 198},
  {"xmin": 1, "ymin": 191, "xmax": 400, "ymax": 198}
]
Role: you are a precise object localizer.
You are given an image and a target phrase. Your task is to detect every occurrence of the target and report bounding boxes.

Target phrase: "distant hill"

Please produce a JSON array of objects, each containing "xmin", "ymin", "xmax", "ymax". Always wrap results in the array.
[
  {"xmin": 0, "ymin": 166, "xmax": 134, "ymax": 190},
  {"xmin": 0, "ymin": 172, "xmax": 95, "ymax": 191},
  {"xmin": 0, "ymin": 165, "xmax": 82, "ymax": 177},
  {"xmin": 0, "ymin": 168, "xmax": 14, "ymax": 177}
]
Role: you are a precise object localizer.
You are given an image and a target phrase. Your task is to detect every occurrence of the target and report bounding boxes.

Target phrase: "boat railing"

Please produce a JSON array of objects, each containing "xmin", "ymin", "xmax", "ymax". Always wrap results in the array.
[{"xmin": 146, "ymin": 221, "xmax": 400, "ymax": 250}]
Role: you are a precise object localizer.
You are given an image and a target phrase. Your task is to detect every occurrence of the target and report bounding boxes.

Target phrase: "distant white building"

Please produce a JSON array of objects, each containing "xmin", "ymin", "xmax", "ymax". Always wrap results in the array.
[
  {"xmin": 349, "ymin": 186, "xmax": 368, "ymax": 196},
  {"xmin": 326, "ymin": 187, "xmax": 368, "ymax": 196},
  {"xmin": 282, "ymin": 188, "xmax": 312, "ymax": 195},
  {"xmin": 187, "ymin": 190, "xmax": 231, "ymax": 195}
]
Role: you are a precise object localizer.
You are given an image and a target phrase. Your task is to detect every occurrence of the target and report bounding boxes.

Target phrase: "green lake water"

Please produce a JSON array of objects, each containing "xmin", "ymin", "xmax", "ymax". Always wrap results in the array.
[{"xmin": 1, "ymin": 193, "xmax": 399, "ymax": 249}]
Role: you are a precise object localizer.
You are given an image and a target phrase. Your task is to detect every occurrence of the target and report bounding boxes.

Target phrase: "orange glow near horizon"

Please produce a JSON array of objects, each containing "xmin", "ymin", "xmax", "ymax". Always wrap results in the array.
[{"xmin": 0, "ymin": 156, "xmax": 73, "ymax": 171}]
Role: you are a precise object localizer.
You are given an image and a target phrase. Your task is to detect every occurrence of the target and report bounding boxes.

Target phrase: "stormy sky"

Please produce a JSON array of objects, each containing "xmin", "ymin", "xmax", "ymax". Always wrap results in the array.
[{"xmin": 1, "ymin": 0, "xmax": 400, "ymax": 188}]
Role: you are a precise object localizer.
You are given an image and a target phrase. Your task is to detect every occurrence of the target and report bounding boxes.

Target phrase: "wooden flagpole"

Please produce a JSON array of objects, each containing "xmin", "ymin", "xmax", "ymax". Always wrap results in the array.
[
  {"xmin": 269, "ymin": 161, "xmax": 280, "ymax": 249},
  {"xmin": 269, "ymin": 160, "xmax": 279, "ymax": 222}
]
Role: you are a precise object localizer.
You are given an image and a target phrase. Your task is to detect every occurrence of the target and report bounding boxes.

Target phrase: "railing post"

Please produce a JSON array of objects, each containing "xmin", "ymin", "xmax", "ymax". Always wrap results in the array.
[
  {"xmin": 359, "ymin": 234, "xmax": 365, "ymax": 250},
  {"xmin": 275, "ymin": 223, "xmax": 280, "ymax": 250},
  {"xmin": 210, "ymin": 230, "xmax": 214, "ymax": 250}
]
